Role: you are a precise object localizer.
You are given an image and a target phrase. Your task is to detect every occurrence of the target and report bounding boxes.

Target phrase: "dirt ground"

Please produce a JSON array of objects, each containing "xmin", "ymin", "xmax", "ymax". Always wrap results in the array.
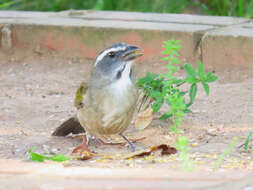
[{"xmin": 0, "ymin": 55, "xmax": 253, "ymax": 171}]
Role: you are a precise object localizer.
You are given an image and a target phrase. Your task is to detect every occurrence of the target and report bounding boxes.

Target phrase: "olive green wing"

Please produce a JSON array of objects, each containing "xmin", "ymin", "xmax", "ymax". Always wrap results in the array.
[{"xmin": 74, "ymin": 81, "xmax": 88, "ymax": 109}]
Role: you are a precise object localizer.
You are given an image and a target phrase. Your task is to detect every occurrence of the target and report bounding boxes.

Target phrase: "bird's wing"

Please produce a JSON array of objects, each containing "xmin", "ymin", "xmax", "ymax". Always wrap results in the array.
[
  {"xmin": 74, "ymin": 81, "xmax": 88, "ymax": 109},
  {"xmin": 52, "ymin": 116, "xmax": 85, "ymax": 136}
]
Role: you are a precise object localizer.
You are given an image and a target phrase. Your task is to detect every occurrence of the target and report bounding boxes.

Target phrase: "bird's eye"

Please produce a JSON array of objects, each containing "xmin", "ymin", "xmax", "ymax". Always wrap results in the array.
[{"xmin": 108, "ymin": 51, "xmax": 116, "ymax": 58}]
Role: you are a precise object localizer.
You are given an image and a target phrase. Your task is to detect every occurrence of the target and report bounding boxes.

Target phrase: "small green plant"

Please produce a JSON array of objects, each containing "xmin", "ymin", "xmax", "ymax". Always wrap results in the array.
[
  {"xmin": 175, "ymin": 135, "xmax": 194, "ymax": 171},
  {"xmin": 244, "ymin": 131, "xmax": 253, "ymax": 150},
  {"xmin": 137, "ymin": 40, "xmax": 217, "ymax": 170},
  {"xmin": 213, "ymin": 137, "xmax": 238, "ymax": 171},
  {"xmin": 137, "ymin": 40, "xmax": 218, "ymax": 132},
  {"xmin": 28, "ymin": 147, "xmax": 70, "ymax": 162}
]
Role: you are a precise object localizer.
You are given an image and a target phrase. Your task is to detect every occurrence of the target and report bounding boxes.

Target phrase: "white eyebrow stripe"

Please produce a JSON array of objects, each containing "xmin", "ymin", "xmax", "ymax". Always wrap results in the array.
[{"xmin": 94, "ymin": 46, "xmax": 127, "ymax": 67}]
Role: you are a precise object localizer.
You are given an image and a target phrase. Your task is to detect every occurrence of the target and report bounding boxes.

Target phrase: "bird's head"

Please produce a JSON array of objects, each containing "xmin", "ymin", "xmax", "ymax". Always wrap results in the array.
[{"xmin": 89, "ymin": 42, "xmax": 143, "ymax": 87}]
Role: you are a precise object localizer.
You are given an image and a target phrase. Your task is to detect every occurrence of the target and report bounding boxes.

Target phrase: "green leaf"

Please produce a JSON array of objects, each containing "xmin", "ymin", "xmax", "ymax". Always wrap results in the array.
[
  {"xmin": 202, "ymin": 82, "xmax": 210, "ymax": 95},
  {"xmin": 161, "ymin": 56, "xmax": 170, "ymax": 61},
  {"xmin": 178, "ymin": 91, "xmax": 187, "ymax": 97},
  {"xmin": 48, "ymin": 154, "xmax": 71, "ymax": 162},
  {"xmin": 184, "ymin": 108, "xmax": 192, "ymax": 113},
  {"xmin": 150, "ymin": 91, "xmax": 162, "ymax": 99},
  {"xmin": 29, "ymin": 148, "xmax": 45, "ymax": 162},
  {"xmin": 184, "ymin": 64, "xmax": 197, "ymax": 78},
  {"xmin": 169, "ymin": 56, "xmax": 180, "ymax": 65},
  {"xmin": 152, "ymin": 99, "xmax": 164, "ymax": 113},
  {"xmin": 137, "ymin": 72, "xmax": 159, "ymax": 85},
  {"xmin": 197, "ymin": 61, "xmax": 204, "ymax": 79},
  {"xmin": 185, "ymin": 77, "xmax": 199, "ymax": 84},
  {"xmin": 187, "ymin": 83, "xmax": 197, "ymax": 107},
  {"xmin": 28, "ymin": 147, "xmax": 70, "ymax": 162},
  {"xmin": 244, "ymin": 131, "xmax": 253, "ymax": 150},
  {"xmin": 172, "ymin": 79, "xmax": 184, "ymax": 85},
  {"xmin": 205, "ymin": 74, "xmax": 218, "ymax": 83},
  {"xmin": 159, "ymin": 112, "xmax": 172, "ymax": 120},
  {"xmin": 189, "ymin": 83, "xmax": 197, "ymax": 102}
]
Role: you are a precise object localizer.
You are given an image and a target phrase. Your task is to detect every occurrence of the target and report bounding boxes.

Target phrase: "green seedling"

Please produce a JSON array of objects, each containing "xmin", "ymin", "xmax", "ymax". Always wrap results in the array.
[
  {"xmin": 28, "ymin": 147, "xmax": 70, "ymax": 162},
  {"xmin": 213, "ymin": 137, "xmax": 238, "ymax": 171},
  {"xmin": 137, "ymin": 40, "xmax": 218, "ymax": 132},
  {"xmin": 137, "ymin": 40, "xmax": 217, "ymax": 171},
  {"xmin": 175, "ymin": 135, "xmax": 194, "ymax": 171},
  {"xmin": 244, "ymin": 131, "xmax": 253, "ymax": 150}
]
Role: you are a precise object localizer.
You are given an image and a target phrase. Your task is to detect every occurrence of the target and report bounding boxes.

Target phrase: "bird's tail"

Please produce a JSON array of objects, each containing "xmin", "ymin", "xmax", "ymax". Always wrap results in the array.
[{"xmin": 52, "ymin": 116, "xmax": 85, "ymax": 136}]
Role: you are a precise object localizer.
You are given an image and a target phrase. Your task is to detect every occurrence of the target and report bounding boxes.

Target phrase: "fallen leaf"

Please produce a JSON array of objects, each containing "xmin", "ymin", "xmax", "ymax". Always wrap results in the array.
[
  {"xmin": 122, "ymin": 144, "xmax": 177, "ymax": 159},
  {"xmin": 135, "ymin": 107, "xmax": 153, "ymax": 130},
  {"xmin": 74, "ymin": 144, "xmax": 177, "ymax": 161},
  {"xmin": 28, "ymin": 147, "xmax": 70, "ymax": 162}
]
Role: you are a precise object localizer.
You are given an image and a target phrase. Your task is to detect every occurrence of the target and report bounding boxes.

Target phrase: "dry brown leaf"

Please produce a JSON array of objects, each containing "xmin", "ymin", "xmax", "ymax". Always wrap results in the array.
[
  {"xmin": 122, "ymin": 144, "xmax": 177, "ymax": 159},
  {"xmin": 135, "ymin": 107, "xmax": 153, "ymax": 130},
  {"xmin": 74, "ymin": 144, "xmax": 177, "ymax": 161}
]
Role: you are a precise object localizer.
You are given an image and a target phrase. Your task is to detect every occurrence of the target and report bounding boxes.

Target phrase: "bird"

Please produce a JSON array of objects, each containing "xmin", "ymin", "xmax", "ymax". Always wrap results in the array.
[{"xmin": 52, "ymin": 42, "xmax": 143, "ymax": 154}]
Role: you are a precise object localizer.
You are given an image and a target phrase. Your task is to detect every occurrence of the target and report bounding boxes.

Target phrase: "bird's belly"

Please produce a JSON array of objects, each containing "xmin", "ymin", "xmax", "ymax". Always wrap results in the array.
[{"xmin": 77, "ymin": 85, "xmax": 138, "ymax": 136}]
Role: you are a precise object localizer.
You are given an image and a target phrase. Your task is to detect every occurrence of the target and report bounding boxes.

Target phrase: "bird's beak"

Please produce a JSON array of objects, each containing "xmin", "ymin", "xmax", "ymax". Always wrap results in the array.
[{"xmin": 121, "ymin": 46, "xmax": 143, "ymax": 62}]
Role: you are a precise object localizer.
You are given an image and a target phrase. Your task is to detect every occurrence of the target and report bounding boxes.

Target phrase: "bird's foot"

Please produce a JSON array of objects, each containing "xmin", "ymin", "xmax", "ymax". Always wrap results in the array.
[
  {"xmin": 71, "ymin": 135, "xmax": 95, "ymax": 159},
  {"xmin": 129, "ymin": 143, "xmax": 136, "ymax": 152},
  {"xmin": 120, "ymin": 134, "xmax": 136, "ymax": 152},
  {"xmin": 72, "ymin": 144, "xmax": 92, "ymax": 155},
  {"xmin": 71, "ymin": 144, "xmax": 96, "ymax": 160}
]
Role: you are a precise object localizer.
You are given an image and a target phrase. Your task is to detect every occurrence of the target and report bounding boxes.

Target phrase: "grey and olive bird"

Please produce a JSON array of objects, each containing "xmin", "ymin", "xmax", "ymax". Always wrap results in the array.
[{"xmin": 52, "ymin": 42, "xmax": 143, "ymax": 153}]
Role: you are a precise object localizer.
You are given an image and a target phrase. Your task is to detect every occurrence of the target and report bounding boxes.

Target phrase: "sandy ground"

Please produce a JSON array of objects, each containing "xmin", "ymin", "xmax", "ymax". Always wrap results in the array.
[{"xmin": 0, "ymin": 56, "xmax": 253, "ymax": 171}]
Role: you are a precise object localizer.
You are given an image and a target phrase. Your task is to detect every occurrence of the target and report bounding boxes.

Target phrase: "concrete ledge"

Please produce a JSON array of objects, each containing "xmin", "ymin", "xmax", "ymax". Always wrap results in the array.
[
  {"xmin": 0, "ymin": 159, "xmax": 252, "ymax": 190},
  {"xmin": 202, "ymin": 24, "xmax": 253, "ymax": 73},
  {"xmin": 0, "ymin": 10, "xmax": 253, "ymax": 76},
  {"xmin": 0, "ymin": 10, "xmax": 249, "ymax": 26}
]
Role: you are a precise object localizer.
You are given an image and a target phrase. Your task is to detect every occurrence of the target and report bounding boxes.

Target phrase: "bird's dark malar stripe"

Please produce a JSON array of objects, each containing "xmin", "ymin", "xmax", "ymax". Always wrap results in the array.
[{"xmin": 116, "ymin": 64, "xmax": 126, "ymax": 80}]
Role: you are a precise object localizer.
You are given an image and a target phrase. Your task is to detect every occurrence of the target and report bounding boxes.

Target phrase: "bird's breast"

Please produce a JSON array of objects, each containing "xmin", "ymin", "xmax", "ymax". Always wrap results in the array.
[
  {"xmin": 102, "ymin": 78, "xmax": 138, "ymax": 125},
  {"xmin": 78, "ymin": 74, "xmax": 138, "ymax": 136}
]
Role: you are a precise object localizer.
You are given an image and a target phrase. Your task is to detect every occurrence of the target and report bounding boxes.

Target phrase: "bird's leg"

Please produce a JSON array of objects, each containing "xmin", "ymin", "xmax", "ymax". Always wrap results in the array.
[
  {"xmin": 72, "ymin": 134, "xmax": 93, "ymax": 156},
  {"xmin": 120, "ymin": 134, "xmax": 136, "ymax": 152},
  {"xmin": 86, "ymin": 132, "xmax": 92, "ymax": 145}
]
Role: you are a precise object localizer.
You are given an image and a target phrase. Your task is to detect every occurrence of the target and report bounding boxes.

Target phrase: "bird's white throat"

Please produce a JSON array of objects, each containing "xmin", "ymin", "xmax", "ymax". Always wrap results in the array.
[{"xmin": 108, "ymin": 61, "xmax": 133, "ymax": 97}]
